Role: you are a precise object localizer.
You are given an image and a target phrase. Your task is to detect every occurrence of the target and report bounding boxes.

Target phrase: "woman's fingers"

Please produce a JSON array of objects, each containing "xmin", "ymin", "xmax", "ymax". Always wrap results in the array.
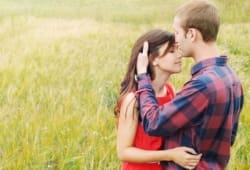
[
  {"xmin": 136, "ymin": 41, "xmax": 149, "ymax": 74},
  {"xmin": 182, "ymin": 151, "xmax": 202, "ymax": 169},
  {"xmin": 185, "ymin": 166, "xmax": 195, "ymax": 170},
  {"xmin": 142, "ymin": 41, "xmax": 149, "ymax": 56},
  {"xmin": 184, "ymin": 156, "xmax": 201, "ymax": 169},
  {"xmin": 188, "ymin": 153, "xmax": 202, "ymax": 161},
  {"xmin": 182, "ymin": 147, "xmax": 197, "ymax": 155},
  {"xmin": 184, "ymin": 160, "xmax": 200, "ymax": 170},
  {"xmin": 172, "ymin": 147, "xmax": 202, "ymax": 169},
  {"xmin": 182, "ymin": 162, "xmax": 196, "ymax": 170}
]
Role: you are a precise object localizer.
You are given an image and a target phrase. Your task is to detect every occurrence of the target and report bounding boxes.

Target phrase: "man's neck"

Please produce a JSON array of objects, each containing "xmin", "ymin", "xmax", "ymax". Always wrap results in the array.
[{"xmin": 193, "ymin": 41, "xmax": 220, "ymax": 63}]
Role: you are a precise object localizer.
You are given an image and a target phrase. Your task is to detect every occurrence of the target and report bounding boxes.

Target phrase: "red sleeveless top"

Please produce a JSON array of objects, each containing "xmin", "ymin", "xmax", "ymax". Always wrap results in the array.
[{"xmin": 121, "ymin": 83, "xmax": 175, "ymax": 170}]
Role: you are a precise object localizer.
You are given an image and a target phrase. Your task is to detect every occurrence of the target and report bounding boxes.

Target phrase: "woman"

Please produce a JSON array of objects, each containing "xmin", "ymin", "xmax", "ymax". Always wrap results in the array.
[{"xmin": 115, "ymin": 29, "xmax": 201, "ymax": 170}]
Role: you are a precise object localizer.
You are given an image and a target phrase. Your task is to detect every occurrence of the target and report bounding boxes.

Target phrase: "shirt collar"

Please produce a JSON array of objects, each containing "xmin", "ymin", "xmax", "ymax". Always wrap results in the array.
[{"xmin": 191, "ymin": 56, "xmax": 228, "ymax": 75}]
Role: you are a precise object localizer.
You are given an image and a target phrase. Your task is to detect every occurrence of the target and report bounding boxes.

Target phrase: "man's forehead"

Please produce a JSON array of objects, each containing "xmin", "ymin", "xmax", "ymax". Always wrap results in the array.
[{"xmin": 173, "ymin": 17, "xmax": 181, "ymax": 26}]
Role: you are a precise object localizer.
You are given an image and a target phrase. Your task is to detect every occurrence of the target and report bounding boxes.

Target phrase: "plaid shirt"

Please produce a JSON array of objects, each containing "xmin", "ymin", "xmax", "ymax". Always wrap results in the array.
[{"xmin": 137, "ymin": 56, "xmax": 244, "ymax": 170}]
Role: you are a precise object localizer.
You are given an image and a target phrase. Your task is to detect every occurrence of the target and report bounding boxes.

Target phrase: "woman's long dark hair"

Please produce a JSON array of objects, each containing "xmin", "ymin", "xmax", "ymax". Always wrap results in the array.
[{"xmin": 114, "ymin": 29, "xmax": 175, "ymax": 117}]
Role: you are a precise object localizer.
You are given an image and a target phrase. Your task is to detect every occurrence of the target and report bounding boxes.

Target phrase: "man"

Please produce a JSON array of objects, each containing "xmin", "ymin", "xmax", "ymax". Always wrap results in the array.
[{"xmin": 135, "ymin": 0, "xmax": 244, "ymax": 169}]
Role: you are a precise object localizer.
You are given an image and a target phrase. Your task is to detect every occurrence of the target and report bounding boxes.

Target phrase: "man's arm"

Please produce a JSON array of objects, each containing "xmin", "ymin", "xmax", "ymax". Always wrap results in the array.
[
  {"xmin": 136, "ymin": 41, "xmax": 208, "ymax": 136},
  {"xmin": 137, "ymin": 74, "xmax": 209, "ymax": 137},
  {"xmin": 231, "ymin": 85, "xmax": 244, "ymax": 145}
]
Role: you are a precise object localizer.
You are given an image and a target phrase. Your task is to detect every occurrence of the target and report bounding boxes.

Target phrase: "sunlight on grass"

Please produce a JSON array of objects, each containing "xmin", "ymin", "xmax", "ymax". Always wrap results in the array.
[{"xmin": 0, "ymin": 0, "xmax": 249, "ymax": 169}]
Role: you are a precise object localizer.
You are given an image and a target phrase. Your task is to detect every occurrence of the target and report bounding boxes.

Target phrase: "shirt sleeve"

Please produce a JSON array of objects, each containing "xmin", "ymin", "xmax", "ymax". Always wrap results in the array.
[
  {"xmin": 137, "ymin": 75, "xmax": 209, "ymax": 137},
  {"xmin": 231, "ymin": 85, "xmax": 244, "ymax": 145}
]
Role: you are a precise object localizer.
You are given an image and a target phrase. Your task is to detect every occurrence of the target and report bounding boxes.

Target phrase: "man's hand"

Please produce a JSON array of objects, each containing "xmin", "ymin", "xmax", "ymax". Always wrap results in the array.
[{"xmin": 136, "ymin": 41, "xmax": 149, "ymax": 74}]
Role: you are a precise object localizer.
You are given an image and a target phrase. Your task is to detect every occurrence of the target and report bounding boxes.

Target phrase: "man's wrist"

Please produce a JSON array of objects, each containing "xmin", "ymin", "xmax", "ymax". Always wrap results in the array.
[{"xmin": 135, "ymin": 73, "xmax": 148, "ymax": 82}]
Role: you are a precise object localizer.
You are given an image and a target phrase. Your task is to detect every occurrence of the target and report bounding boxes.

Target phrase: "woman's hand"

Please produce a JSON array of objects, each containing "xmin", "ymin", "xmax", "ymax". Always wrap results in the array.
[
  {"xmin": 167, "ymin": 147, "xmax": 202, "ymax": 170},
  {"xmin": 136, "ymin": 41, "xmax": 149, "ymax": 74}
]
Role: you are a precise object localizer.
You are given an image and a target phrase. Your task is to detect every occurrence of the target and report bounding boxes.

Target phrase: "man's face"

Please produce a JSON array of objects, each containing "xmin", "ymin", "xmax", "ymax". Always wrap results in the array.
[{"xmin": 173, "ymin": 16, "xmax": 192, "ymax": 58}]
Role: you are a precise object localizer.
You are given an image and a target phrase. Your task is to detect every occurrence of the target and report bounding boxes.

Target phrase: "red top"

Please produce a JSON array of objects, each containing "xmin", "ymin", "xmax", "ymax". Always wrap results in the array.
[{"xmin": 121, "ymin": 83, "xmax": 175, "ymax": 170}]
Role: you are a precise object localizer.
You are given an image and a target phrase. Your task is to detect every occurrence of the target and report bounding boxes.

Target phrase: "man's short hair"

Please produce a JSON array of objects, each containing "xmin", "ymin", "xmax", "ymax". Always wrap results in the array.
[{"xmin": 176, "ymin": 0, "xmax": 220, "ymax": 42}]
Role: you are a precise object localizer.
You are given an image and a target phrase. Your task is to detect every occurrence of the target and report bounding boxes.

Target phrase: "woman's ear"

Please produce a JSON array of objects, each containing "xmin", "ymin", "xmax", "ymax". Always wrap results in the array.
[{"xmin": 152, "ymin": 57, "xmax": 159, "ymax": 66}]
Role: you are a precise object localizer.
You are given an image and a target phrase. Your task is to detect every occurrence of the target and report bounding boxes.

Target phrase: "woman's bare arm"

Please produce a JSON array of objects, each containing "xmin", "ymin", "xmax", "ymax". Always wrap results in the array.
[{"xmin": 117, "ymin": 93, "xmax": 201, "ymax": 169}]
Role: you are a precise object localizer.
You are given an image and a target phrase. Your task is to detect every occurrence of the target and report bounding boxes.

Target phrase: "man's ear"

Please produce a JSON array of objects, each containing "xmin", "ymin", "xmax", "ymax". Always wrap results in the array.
[{"xmin": 187, "ymin": 28, "xmax": 197, "ymax": 42}]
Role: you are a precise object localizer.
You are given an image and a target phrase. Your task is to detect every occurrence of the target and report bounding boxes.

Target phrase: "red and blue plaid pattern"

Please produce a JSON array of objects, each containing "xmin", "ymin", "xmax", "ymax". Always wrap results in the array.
[{"xmin": 137, "ymin": 56, "xmax": 244, "ymax": 170}]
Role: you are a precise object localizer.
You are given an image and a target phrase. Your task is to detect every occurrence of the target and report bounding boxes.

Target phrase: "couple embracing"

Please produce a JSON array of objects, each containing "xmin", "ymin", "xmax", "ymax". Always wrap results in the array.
[{"xmin": 115, "ymin": 0, "xmax": 244, "ymax": 169}]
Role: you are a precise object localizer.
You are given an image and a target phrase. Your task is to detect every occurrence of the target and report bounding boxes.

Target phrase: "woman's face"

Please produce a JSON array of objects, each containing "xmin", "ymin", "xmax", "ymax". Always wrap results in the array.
[{"xmin": 153, "ymin": 42, "xmax": 182, "ymax": 74}]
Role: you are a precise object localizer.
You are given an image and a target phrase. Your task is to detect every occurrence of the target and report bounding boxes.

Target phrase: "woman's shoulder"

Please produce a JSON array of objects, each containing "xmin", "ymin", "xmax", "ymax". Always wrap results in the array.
[
  {"xmin": 120, "ymin": 92, "xmax": 136, "ymax": 109},
  {"xmin": 119, "ymin": 92, "xmax": 137, "ymax": 119}
]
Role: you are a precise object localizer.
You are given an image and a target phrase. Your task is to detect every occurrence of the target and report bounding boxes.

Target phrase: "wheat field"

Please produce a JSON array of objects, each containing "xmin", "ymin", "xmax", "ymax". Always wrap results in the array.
[{"xmin": 0, "ymin": 0, "xmax": 249, "ymax": 169}]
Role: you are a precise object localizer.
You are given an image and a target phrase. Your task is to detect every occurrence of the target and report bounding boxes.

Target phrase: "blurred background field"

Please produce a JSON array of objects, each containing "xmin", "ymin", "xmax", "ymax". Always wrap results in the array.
[{"xmin": 0, "ymin": 0, "xmax": 249, "ymax": 169}]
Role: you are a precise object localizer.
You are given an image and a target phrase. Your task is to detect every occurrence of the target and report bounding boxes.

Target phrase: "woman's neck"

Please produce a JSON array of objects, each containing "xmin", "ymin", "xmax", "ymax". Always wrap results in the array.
[{"xmin": 152, "ymin": 73, "xmax": 170, "ymax": 97}]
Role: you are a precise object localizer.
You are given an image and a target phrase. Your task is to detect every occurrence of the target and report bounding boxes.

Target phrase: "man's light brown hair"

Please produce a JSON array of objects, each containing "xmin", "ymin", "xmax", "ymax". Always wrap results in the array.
[{"xmin": 176, "ymin": 0, "xmax": 220, "ymax": 42}]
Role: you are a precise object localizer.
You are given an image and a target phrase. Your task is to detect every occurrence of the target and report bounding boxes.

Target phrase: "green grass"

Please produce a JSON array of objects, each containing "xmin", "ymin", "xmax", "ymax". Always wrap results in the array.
[{"xmin": 0, "ymin": 0, "xmax": 249, "ymax": 169}]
